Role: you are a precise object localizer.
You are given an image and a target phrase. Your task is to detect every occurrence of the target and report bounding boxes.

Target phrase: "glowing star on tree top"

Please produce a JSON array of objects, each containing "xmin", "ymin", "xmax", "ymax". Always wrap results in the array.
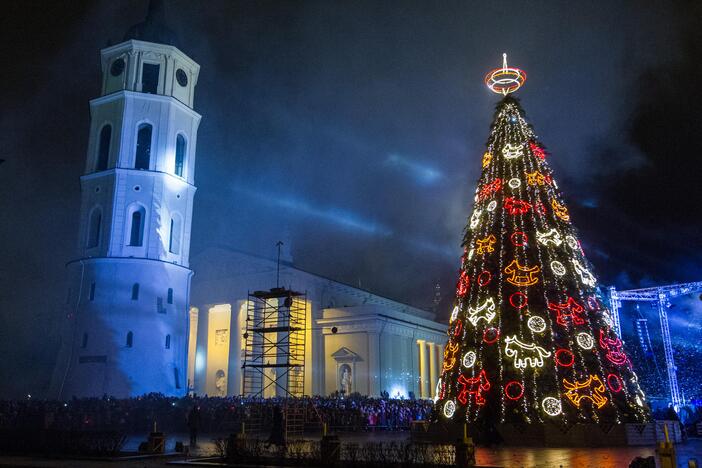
[{"xmin": 484, "ymin": 53, "xmax": 527, "ymax": 95}]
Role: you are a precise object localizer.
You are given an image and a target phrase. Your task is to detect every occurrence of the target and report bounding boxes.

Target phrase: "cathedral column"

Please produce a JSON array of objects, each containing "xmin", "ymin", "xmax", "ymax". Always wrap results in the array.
[
  {"xmin": 411, "ymin": 335, "xmax": 420, "ymax": 398},
  {"xmin": 418, "ymin": 340, "xmax": 428, "ymax": 398},
  {"xmin": 368, "ymin": 332, "xmax": 380, "ymax": 396},
  {"xmin": 428, "ymin": 342, "xmax": 437, "ymax": 398}
]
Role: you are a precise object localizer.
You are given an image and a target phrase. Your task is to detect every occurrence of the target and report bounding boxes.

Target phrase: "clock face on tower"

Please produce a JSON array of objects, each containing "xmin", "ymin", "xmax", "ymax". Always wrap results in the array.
[
  {"xmin": 176, "ymin": 69, "xmax": 188, "ymax": 87},
  {"xmin": 110, "ymin": 58, "xmax": 125, "ymax": 77}
]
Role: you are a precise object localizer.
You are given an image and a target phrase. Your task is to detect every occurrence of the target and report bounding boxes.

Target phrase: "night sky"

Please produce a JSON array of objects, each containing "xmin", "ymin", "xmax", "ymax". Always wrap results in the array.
[{"xmin": 1, "ymin": 1, "xmax": 701, "ymax": 397}]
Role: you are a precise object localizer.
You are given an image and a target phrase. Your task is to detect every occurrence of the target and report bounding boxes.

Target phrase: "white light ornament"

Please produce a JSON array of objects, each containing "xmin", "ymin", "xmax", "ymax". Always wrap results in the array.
[
  {"xmin": 462, "ymin": 351, "xmax": 477, "ymax": 369},
  {"xmin": 542, "ymin": 397, "xmax": 562, "ymax": 416},
  {"xmin": 572, "ymin": 259, "xmax": 596, "ymax": 287},
  {"xmin": 487, "ymin": 200, "xmax": 497, "ymax": 212},
  {"xmin": 467, "ymin": 248, "xmax": 475, "ymax": 261},
  {"xmin": 450, "ymin": 306, "xmax": 460, "ymax": 323},
  {"xmin": 550, "ymin": 261, "xmax": 566, "ymax": 276},
  {"xmin": 635, "ymin": 395, "xmax": 644, "ymax": 407},
  {"xmin": 502, "ymin": 143, "xmax": 523, "ymax": 160},
  {"xmin": 527, "ymin": 316, "xmax": 547, "ymax": 333},
  {"xmin": 504, "ymin": 335, "xmax": 552, "ymax": 369},
  {"xmin": 443, "ymin": 400, "xmax": 456, "ymax": 418},
  {"xmin": 434, "ymin": 379, "xmax": 442, "ymax": 403},
  {"xmin": 602, "ymin": 312, "xmax": 614, "ymax": 328},
  {"xmin": 508, "ymin": 178, "xmax": 521, "ymax": 189},
  {"xmin": 536, "ymin": 229, "xmax": 563, "ymax": 247},
  {"xmin": 470, "ymin": 209, "xmax": 482, "ymax": 230},
  {"xmin": 467, "ymin": 297, "xmax": 497, "ymax": 327},
  {"xmin": 576, "ymin": 332, "xmax": 594, "ymax": 350},
  {"xmin": 565, "ymin": 235, "xmax": 578, "ymax": 250}
]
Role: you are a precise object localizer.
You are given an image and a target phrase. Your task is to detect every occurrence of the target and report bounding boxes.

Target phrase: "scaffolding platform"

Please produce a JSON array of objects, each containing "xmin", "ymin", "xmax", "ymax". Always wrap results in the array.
[{"xmin": 242, "ymin": 287, "xmax": 308, "ymax": 439}]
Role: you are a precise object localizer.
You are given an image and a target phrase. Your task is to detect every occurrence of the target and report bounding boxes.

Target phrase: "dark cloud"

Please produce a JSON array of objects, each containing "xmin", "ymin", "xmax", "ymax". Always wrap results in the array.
[{"xmin": 0, "ymin": 0, "xmax": 699, "ymax": 396}]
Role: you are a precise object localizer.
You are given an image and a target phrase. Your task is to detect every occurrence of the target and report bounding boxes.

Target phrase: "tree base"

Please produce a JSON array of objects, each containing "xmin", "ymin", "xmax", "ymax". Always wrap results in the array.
[{"xmin": 496, "ymin": 420, "xmax": 679, "ymax": 447}]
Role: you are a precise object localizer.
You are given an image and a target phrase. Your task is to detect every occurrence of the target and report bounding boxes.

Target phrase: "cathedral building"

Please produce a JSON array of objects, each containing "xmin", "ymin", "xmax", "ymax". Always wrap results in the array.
[
  {"xmin": 189, "ymin": 247, "xmax": 447, "ymax": 399},
  {"xmin": 52, "ymin": 1, "xmax": 446, "ymax": 400}
]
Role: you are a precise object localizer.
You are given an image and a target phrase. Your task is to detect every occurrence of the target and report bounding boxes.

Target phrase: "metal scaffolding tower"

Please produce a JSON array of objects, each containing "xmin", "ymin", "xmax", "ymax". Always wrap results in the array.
[
  {"xmin": 609, "ymin": 281, "xmax": 702, "ymax": 408},
  {"xmin": 242, "ymin": 287, "xmax": 307, "ymax": 439}
]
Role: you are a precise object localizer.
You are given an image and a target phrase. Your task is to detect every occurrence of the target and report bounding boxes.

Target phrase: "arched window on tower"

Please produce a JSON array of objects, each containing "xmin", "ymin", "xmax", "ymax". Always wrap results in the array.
[
  {"xmin": 169, "ymin": 215, "xmax": 182, "ymax": 254},
  {"xmin": 165, "ymin": 334, "xmax": 171, "ymax": 349},
  {"xmin": 135, "ymin": 124, "xmax": 152, "ymax": 170},
  {"xmin": 175, "ymin": 134, "xmax": 186, "ymax": 177},
  {"xmin": 128, "ymin": 206, "xmax": 145, "ymax": 246},
  {"xmin": 87, "ymin": 208, "xmax": 102, "ymax": 248},
  {"xmin": 126, "ymin": 331, "xmax": 133, "ymax": 348},
  {"xmin": 131, "ymin": 283, "xmax": 140, "ymax": 300},
  {"xmin": 96, "ymin": 124, "xmax": 111, "ymax": 171}
]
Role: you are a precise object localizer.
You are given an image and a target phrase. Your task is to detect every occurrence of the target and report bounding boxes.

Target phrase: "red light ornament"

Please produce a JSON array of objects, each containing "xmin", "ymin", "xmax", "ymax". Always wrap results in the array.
[
  {"xmin": 510, "ymin": 231, "xmax": 528, "ymax": 247},
  {"xmin": 509, "ymin": 291, "xmax": 528, "ymax": 309},
  {"xmin": 477, "ymin": 271, "xmax": 492, "ymax": 287},
  {"xmin": 452, "ymin": 319, "xmax": 463, "ymax": 338},
  {"xmin": 504, "ymin": 197, "xmax": 532, "ymax": 215},
  {"xmin": 483, "ymin": 327, "xmax": 500, "ymax": 344},
  {"xmin": 456, "ymin": 271, "xmax": 470, "ymax": 297},
  {"xmin": 457, "ymin": 369, "xmax": 491, "ymax": 405},
  {"xmin": 529, "ymin": 141, "xmax": 546, "ymax": 160},
  {"xmin": 607, "ymin": 373, "xmax": 623, "ymax": 393},
  {"xmin": 478, "ymin": 178, "xmax": 503, "ymax": 202},
  {"xmin": 599, "ymin": 329, "xmax": 628, "ymax": 366},
  {"xmin": 555, "ymin": 349, "xmax": 575, "ymax": 367},
  {"xmin": 548, "ymin": 297, "xmax": 586, "ymax": 326},
  {"xmin": 504, "ymin": 381, "xmax": 524, "ymax": 401}
]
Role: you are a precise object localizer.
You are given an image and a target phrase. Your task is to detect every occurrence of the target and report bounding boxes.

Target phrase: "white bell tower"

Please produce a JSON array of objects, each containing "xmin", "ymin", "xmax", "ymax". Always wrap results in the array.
[{"xmin": 53, "ymin": 1, "xmax": 201, "ymax": 397}]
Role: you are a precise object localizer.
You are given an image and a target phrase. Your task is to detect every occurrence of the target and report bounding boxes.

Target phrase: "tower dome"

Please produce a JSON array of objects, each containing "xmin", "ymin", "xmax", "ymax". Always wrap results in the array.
[{"xmin": 123, "ymin": 0, "xmax": 180, "ymax": 49}]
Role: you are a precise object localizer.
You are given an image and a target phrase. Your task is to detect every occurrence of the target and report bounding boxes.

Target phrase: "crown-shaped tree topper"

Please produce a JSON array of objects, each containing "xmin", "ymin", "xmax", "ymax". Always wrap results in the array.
[{"xmin": 484, "ymin": 53, "xmax": 527, "ymax": 95}]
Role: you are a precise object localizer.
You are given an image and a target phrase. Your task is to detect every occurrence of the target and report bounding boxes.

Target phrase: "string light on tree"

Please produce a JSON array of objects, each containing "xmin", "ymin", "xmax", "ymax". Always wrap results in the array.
[
  {"xmin": 550, "ymin": 261, "xmax": 566, "ymax": 276},
  {"xmin": 504, "ymin": 336, "xmax": 552, "ymax": 369},
  {"xmin": 576, "ymin": 332, "xmax": 595, "ymax": 350},
  {"xmin": 502, "ymin": 143, "xmax": 523, "ymax": 160},
  {"xmin": 536, "ymin": 228, "xmax": 563, "ymax": 247},
  {"xmin": 443, "ymin": 400, "xmax": 456, "ymax": 418},
  {"xmin": 450, "ymin": 305, "xmax": 459, "ymax": 322},
  {"xmin": 470, "ymin": 209, "xmax": 482, "ymax": 229},
  {"xmin": 462, "ymin": 351, "xmax": 477, "ymax": 368},
  {"xmin": 563, "ymin": 375, "xmax": 608, "ymax": 409},
  {"xmin": 542, "ymin": 397, "xmax": 562, "ymax": 417},
  {"xmin": 572, "ymin": 259, "xmax": 596, "ymax": 287},
  {"xmin": 467, "ymin": 297, "xmax": 497, "ymax": 326},
  {"xmin": 527, "ymin": 315, "xmax": 547, "ymax": 333}
]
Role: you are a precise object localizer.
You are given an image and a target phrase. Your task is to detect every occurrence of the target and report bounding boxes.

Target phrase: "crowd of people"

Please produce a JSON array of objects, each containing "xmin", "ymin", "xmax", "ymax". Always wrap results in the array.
[
  {"xmin": 626, "ymin": 339, "xmax": 702, "ymax": 403},
  {"xmin": 0, "ymin": 394, "xmax": 435, "ymax": 434}
]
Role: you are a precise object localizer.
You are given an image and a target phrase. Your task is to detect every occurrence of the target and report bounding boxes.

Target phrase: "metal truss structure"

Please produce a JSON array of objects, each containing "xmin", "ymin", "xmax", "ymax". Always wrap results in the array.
[
  {"xmin": 242, "ymin": 287, "xmax": 307, "ymax": 438},
  {"xmin": 609, "ymin": 281, "xmax": 702, "ymax": 407}
]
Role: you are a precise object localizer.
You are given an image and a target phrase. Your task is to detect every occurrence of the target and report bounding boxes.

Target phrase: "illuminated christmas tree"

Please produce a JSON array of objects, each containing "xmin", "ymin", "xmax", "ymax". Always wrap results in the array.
[{"xmin": 435, "ymin": 55, "xmax": 649, "ymax": 426}]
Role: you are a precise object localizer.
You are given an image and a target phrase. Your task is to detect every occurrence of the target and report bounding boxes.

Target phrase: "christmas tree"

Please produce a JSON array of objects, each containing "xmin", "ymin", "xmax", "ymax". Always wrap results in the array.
[{"xmin": 435, "ymin": 55, "xmax": 649, "ymax": 426}]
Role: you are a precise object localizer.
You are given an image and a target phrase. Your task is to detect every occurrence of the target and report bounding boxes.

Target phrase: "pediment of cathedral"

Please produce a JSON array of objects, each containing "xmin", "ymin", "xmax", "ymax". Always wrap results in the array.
[{"xmin": 331, "ymin": 346, "xmax": 362, "ymax": 362}]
